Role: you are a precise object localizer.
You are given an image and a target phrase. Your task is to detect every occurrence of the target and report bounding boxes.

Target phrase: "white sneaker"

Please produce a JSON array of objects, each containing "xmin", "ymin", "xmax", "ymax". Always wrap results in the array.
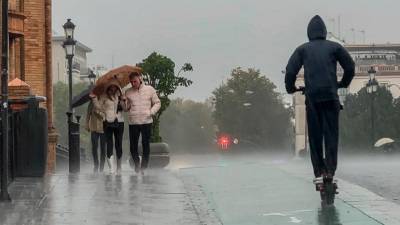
[
  {"xmin": 106, "ymin": 156, "xmax": 115, "ymax": 174},
  {"xmin": 313, "ymin": 177, "xmax": 323, "ymax": 184}
]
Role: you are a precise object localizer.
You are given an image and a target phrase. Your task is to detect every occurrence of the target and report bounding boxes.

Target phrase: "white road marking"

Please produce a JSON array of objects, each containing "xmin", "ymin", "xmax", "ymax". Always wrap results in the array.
[{"xmin": 289, "ymin": 217, "xmax": 302, "ymax": 223}]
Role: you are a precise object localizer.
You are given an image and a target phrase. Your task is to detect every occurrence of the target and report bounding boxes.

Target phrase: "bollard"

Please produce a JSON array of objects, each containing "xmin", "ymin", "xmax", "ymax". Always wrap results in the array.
[{"xmin": 67, "ymin": 112, "xmax": 80, "ymax": 173}]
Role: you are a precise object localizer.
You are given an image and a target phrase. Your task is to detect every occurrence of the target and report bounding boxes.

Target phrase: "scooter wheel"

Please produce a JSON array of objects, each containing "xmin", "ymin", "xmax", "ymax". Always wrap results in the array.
[{"xmin": 325, "ymin": 183, "xmax": 335, "ymax": 205}]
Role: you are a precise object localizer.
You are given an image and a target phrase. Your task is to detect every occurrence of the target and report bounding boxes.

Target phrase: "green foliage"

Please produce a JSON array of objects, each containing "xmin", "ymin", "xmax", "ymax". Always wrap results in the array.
[
  {"xmin": 160, "ymin": 98, "xmax": 215, "ymax": 151},
  {"xmin": 212, "ymin": 67, "xmax": 293, "ymax": 150},
  {"xmin": 53, "ymin": 82, "xmax": 91, "ymax": 152},
  {"xmin": 340, "ymin": 86, "xmax": 400, "ymax": 151},
  {"xmin": 138, "ymin": 52, "xmax": 193, "ymax": 143}
]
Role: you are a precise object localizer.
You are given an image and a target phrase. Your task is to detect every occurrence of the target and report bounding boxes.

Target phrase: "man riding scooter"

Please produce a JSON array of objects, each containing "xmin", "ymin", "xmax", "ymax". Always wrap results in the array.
[{"xmin": 285, "ymin": 15, "xmax": 355, "ymax": 191}]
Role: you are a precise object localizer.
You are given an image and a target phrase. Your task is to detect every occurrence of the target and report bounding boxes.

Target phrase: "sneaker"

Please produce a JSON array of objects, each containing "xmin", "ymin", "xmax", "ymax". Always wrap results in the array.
[
  {"xmin": 313, "ymin": 176, "xmax": 323, "ymax": 184},
  {"xmin": 128, "ymin": 157, "xmax": 135, "ymax": 169},
  {"xmin": 313, "ymin": 177, "xmax": 323, "ymax": 191},
  {"xmin": 134, "ymin": 163, "xmax": 140, "ymax": 174},
  {"xmin": 106, "ymin": 156, "xmax": 115, "ymax": 174}
]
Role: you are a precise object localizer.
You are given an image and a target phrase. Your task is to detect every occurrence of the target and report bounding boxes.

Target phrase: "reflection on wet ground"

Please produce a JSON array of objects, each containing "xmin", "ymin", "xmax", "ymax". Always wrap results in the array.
[
  {"xmin": 1, "ymin": 153, "xmax": 398, "ymax": 225},
  {"xmin": 318, "ymin": 206, "xmax": 342, "ymax": 225},
  {"xmin": 0, "ymin": 169, "xmax": 199, "ymax": 225},
  {"xmin": 178, "ymin": 153, "xmax": 387, "ymax": 225}
]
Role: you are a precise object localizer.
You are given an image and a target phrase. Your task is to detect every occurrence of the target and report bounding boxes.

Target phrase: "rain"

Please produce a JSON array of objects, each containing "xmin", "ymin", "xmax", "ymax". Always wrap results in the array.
[{"xmin": 0, "ymin": 0, "xmax": 400, "ymax": 224}]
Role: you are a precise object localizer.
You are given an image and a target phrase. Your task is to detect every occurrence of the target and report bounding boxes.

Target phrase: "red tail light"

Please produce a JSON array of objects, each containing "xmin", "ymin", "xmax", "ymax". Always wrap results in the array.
[{"xmin": 218, "ymin": 136, "xmax": 231, "ymax": 150}]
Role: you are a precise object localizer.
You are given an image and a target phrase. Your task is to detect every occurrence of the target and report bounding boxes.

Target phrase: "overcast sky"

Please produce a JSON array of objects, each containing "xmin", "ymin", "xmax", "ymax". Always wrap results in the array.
[{"xmin": 53, "ymin": 0, "xmax": 400, "ymax": 101}]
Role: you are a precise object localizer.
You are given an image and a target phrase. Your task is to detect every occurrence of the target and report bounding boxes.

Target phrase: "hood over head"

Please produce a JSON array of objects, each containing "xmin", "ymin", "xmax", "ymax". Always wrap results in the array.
[{"xmin": 307, "ymin": 15, "xmax": 327, "ymax": 41}]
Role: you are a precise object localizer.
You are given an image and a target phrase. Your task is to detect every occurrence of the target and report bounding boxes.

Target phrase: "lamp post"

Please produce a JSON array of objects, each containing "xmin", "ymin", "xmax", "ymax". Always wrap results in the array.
[
  {"xmin": 338, "ymin": 88, "xmax": 348, "ymax": 106},
  {"xmin": 87, "ymin": 69, "xmax": 97, "ymax": 86},
  {"xmin": 63, "ymin": 19, "xmax": 79, "ymax": 173},
  {"xmin": 1, "ymin": 0, "xmax": 11, "ymax": 202},
  {"xmin": 366, "ymin": 66, "xmax": 378, "ymax": 149},
  {"xmin": 63, "ymin": 19, "xmax": 76, "ymax": 112}
]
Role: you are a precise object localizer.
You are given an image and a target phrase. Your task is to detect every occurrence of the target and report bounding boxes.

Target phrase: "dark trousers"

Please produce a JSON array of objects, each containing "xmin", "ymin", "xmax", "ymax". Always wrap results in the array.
[
  {"xmin": 104, "ymin": 122, "xmax": 124, "ymax": 159},
  {"xmin": 129, "ymin": 124, "xmax": 152, "ymax": 169},
  {"xmin": 91, "ymin": 132, "xmax": 106, "ymax": 171},
  {"xmin": 306, "ymin": 100, "xmax": 340, "ymax": 177}
]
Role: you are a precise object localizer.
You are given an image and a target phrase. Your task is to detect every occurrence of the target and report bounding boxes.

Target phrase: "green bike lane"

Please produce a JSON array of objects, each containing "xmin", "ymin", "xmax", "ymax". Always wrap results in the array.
[{"xmin": 179, "ymin": 160, "xmax": 389, "ymax": 225}]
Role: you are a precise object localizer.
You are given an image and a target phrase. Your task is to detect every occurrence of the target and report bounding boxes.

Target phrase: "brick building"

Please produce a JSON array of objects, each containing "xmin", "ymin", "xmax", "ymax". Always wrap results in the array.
[{"xmin": 0, "ymin": 0, "xmax": 57, "ymax": 172}]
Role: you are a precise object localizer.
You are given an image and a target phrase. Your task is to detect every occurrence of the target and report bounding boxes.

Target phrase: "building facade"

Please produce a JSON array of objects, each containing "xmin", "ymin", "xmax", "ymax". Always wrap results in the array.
[
  {"xmin": 52, "ymin": 36, "xmax": 92, "ymax": 84},
  {"xmin": 0, "ymin": 0, "xmax": 57, "ymax": 171},
  {"xmin": 294, "ymin": 42, "xmax": 400, "ymax": 155}
]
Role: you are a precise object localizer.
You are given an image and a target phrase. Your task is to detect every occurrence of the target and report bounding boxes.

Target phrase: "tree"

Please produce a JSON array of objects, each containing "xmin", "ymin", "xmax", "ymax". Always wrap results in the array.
[
  {"xmin": 340, "ymin": 86, "xmax": 400, "ymax": 151},
  {"xmin": 160, "ymin": 98, "xmax": 215, "ymax": 151},
  {"xmin": 53, "ymin": 82, "xmax": 91, "ymax": 151},
  {"xmin": 138, "ymin": 52, "xmax": 193, "ymax": 142},
  {"xmin": 212, "ymin": 67, "xmax": 293, "ymax": 150}
]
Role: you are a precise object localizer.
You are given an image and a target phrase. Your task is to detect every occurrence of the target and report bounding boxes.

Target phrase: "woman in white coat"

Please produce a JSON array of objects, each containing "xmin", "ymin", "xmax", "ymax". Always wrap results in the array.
[{"xmin": 91, "ymin": 82, "xmax": 125, "ymax": 174}]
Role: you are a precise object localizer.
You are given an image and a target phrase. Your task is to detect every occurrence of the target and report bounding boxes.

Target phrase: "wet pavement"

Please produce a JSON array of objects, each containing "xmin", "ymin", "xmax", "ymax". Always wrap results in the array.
[
  {"xmin": 176, "ymin": 153, "xmax": 400, "ymax": 225},
  {"xmin": 0, "ymin": 168, "xmax": 199, "ymax": 225},
  {"xmin": 337, "ymin": 156, "xmax": 400, "ymax": 205},
  {"xmin": 1, "ymin": 153, "xmax": 400, "ymax": 225}
]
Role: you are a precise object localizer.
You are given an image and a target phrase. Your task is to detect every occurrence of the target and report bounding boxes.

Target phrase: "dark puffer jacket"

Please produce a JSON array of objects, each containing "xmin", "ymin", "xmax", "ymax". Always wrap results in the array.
[{"xmin": 285, "ymin": 15, "xmax": 355, "ymax": 102}]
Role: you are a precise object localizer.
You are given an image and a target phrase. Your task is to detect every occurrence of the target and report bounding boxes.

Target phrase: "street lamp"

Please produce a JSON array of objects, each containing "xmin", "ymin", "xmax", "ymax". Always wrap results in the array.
[
  {"xmin": 338, "ymin": 88, "xmax": 348, "ymax": 106},
  {"xmin": 63, "ymin": 19, "xmax": 80, "ymax": 173},
  {"xmin": 63, "ymin": 18, "xmax": 75, "ymax": 39},
  {"xmin": 62, "ymin": 19, "xmax": 76, "ymax": 112},
  {"xmin": 1, "ymin": 0, "xmax": 11, "ymax": 202},
  {"xmin": 366, "ymin": 66, "xmax": 378, "ymax": 149},
  {"xmin": 87, "ymin": 69, "xmax": 97, "ymax": 86}
]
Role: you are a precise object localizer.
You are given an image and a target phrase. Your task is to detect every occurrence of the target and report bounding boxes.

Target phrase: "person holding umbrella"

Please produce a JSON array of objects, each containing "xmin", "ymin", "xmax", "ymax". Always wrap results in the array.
[
  {"xmin": 124, "ymin": 71, "xmax": 161, "ymax": 174},
  {"xmin": 90, "ymin": 81, "xmax": 125, "ymax": 174}
]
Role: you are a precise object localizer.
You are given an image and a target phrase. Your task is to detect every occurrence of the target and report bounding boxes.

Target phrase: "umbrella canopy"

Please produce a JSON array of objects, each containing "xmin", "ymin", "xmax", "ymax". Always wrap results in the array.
[
  {"xmin": 374, "ymin": 138, "xmax": 395, "ymax": 147},
  {"xmin": 71, "ymin": 86, "xmax": 93, "ymax": 108},
  {"xmin": 95, "ymin": 65, "xmax": 142, "ymax": 89}
]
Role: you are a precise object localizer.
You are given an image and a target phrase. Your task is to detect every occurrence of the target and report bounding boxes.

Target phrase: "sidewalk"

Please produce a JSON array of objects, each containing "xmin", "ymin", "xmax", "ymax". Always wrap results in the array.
[
  {"xmin": 179, "ymin": 158, "xmax": 400, "ymax": 225},
  {"xmin": 0, "ymin": 166, "xmax": 200, "ymax": 225}
]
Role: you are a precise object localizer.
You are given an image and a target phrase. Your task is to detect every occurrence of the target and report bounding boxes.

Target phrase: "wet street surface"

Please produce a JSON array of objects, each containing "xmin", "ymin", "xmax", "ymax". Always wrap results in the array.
[
  {"xmin": 337, "ymin": 156, "xmax": 400, "ymax": 205},
  {"xmin": 0, "ymin": 152, "xmax": 399, "ymax": 224},
  {"xmin": 0, "ymin": 168, "xmax": 199, "ymax": 225}
]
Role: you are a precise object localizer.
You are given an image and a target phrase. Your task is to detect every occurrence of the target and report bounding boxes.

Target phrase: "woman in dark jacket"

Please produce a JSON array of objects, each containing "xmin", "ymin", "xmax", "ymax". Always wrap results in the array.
[{"xmin": 85, "ymin": 98, "xmax": 106, "ymax": 173}]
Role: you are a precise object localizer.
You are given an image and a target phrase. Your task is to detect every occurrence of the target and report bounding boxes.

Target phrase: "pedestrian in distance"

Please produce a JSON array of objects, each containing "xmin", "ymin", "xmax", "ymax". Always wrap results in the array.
[
  {"xmin": 91, "ymin": 81, "xmax": 125, "ymax": 175},
  {"xmin": 285, "ymin": 15, "xmax": 355, "ymax": 188},
  {"xmin": 85, "ymin": 97, "xmax": 106, "ymax": 173},
  {"xmin": 123, "ymin": 71, "xmax": 161, "ymax": 175}
]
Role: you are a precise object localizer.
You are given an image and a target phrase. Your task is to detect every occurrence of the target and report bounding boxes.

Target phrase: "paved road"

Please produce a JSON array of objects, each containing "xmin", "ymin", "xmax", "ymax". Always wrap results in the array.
[{"xmin": 337, "ymin": 155, "xmax": 400, "ymax": 205}]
